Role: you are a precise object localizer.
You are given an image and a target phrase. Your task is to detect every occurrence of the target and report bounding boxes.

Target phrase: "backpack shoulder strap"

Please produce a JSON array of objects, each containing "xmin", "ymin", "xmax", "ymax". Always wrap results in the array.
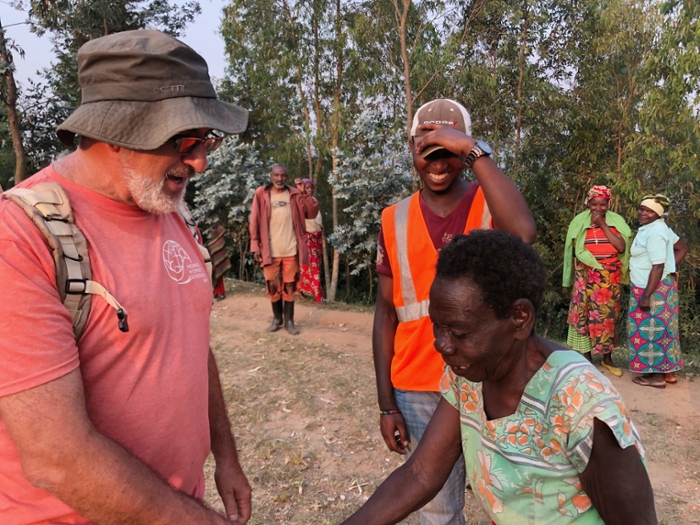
[
  {"xmin": 177, "ymin": 202, "xmax": 213, "ymax": 281},
  {"xmin": 4, "ymin": 182, "xmax": 129, "ymax": 340}
]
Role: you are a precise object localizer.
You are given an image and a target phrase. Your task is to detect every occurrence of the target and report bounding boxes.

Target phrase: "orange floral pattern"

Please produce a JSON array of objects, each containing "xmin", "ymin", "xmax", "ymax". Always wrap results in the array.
[
  {"xmin": 567, "ymin": 259, "xmax": 623, "ymax": 355},
  {"xmin": 440, "ymin": 351, "xmax": 644, "ymax": 524}
]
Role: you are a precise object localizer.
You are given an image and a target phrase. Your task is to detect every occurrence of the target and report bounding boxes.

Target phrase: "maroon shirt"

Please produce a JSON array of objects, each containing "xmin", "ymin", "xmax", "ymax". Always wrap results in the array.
[{"xmin": 376, "ymin": 183, "xmax": 479, "ymax": 277}]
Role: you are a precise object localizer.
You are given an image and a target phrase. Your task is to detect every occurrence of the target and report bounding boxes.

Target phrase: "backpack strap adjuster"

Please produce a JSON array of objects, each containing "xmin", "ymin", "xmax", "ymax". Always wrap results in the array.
[{"xmin": 65, "ymin": 278, "xmax": 88, "ymax": 294}]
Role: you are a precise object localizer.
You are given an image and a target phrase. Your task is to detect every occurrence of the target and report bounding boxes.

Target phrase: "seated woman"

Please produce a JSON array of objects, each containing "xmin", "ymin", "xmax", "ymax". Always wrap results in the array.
[{"xmin": 341, "ymin": 230, "xmax": 656, "ymax": 525}]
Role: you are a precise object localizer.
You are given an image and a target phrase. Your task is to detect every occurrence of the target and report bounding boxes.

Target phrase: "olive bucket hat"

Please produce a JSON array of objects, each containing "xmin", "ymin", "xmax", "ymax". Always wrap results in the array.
[{"xmin": 57, "ymin": 30, "xmax": 248, "ymax": 150}]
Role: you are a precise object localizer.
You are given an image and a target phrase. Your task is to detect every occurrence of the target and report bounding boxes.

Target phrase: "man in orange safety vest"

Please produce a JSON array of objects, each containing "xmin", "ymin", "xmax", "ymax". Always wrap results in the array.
[{"xmin": 373, "ymin": 98, "xmax": 537, "ymax": 525}]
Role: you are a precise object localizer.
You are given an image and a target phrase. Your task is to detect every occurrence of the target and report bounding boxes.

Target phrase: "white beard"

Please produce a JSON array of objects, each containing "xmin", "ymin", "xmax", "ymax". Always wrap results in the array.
[{"xmin": 120, "ymin": 167, "xmax": 185, "ymax": 215}]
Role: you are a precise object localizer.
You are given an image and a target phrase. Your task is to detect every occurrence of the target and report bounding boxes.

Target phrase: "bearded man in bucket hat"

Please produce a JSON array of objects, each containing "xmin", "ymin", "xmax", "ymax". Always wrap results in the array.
[
  {"xmin": 0, "ymin": 30, "xmax": 252, "ymax": 525},
  {"xmin": 370, "ymin": 99, "xmax": 536, "ymax": 525}
]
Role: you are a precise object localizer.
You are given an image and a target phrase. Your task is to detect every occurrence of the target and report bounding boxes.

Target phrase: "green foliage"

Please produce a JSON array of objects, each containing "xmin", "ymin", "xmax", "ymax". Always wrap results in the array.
[
  {"xmin": 7, "ymin": 0, "xmax": 700, "ymax": 358},
  {"xmin": 191, "ymin": 136, "xmax": 271, "ymax": 281},
  {"xmin": 328, "ymin": 111, "xmax": 413, "ymax": 275},
  {"xmin": 0, "ymin": 109, "xmax": 16, "ymax": 189}
]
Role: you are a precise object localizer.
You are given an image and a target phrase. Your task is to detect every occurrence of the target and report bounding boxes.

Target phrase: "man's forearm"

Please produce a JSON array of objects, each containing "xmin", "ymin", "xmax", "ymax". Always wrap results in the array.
[
  {"xmin": 373, "ymin": 325, "xmax": 397, "ymax": 409},
  {"xmin": 372, "ymin": 287, "xmax": 399, "ymax": 409},
  {"xmin": 208, "ymin": 349, "xmax": 238, "ymax": 462},
  {"xmin": 1, "ymin": 368, "xmax": 228, "ymax": 525},
  {"xmin": 471, "ymin": 157, "xmax": 537, "ymax": 243},
  {"xmin": 44, "ymin": 431, "xmax": 228, "ymax": 525}
]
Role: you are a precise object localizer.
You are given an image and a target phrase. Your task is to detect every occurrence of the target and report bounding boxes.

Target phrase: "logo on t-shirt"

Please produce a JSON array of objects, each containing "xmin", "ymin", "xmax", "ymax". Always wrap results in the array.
[{"xmin": 162, "ymin": 240, "xmax": 208, "ymax": 284}]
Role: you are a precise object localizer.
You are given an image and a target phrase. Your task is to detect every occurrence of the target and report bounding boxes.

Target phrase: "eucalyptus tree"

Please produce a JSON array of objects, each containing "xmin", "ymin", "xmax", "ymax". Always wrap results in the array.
[
  {"xmin": 192, "ymin": 137, "xmax": 270, "ymax": 281},
  {"xmin": 221, "ymin": 0, "xmax": 367, "ymax": 301},
  {"xmin": 328, "ymin": 110, "xmax": 412, "ymax": 301},
  {"xmin": 619, "ymin": 0, "xmax": 700, "ymax": 351},
  {"xmin": 0, "ymin": 19, "xmax": 26, "ymax": 184},
  {"xmin": 351, "ymin": 0, "xmax": 489, "ymax": 138}
]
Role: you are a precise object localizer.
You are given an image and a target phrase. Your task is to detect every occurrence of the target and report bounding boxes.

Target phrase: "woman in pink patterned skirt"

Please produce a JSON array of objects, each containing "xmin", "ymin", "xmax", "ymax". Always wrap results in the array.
[{"xmin": 298, "ymin": 179, "xmax": 324, "ymax": 303}]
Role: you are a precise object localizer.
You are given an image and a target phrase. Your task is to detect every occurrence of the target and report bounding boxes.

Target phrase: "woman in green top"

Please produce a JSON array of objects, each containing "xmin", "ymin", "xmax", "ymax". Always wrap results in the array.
[
  {"xmin": 341, "ymin": 231, "xmax": 656, "ymax": 525},
  {"xmin": 563, "ymin": 186, "xmax": 631, "ymax": 377}
]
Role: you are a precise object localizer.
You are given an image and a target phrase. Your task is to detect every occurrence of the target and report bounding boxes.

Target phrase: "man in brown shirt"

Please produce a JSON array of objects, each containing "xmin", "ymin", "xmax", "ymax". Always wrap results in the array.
[{"xmin": 249, "ymin": 164, "xmax": 318, "ymax": 334}]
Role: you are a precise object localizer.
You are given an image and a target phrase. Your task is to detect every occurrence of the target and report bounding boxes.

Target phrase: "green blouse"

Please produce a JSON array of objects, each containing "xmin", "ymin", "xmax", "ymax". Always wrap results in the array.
[
  {"xmin": 441, "ymin": 350, "xmax": 644, "ymax": 524},
  {"xmin": 562, "ymin": 210, "xmax": 631, "ymax": 287}
]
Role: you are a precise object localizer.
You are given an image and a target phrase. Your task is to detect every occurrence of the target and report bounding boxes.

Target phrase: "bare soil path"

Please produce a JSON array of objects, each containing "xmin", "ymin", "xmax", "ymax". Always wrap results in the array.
[{"xmin": 204, "ymin": 286, "xmax": 700, "ymax": 525}]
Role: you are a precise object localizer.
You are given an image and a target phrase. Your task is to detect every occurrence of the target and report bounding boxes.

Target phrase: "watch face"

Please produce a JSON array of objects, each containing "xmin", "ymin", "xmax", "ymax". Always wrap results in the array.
[{"xmin": 476, "ymin": 140, "xmax": 492, "ymax": 156}]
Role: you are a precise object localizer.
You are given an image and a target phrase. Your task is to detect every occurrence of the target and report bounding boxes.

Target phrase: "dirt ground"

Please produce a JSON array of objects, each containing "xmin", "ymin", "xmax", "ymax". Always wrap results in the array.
[{"xmin": 204, "ymin": 283, "xmax": 700, "ymax": 525}]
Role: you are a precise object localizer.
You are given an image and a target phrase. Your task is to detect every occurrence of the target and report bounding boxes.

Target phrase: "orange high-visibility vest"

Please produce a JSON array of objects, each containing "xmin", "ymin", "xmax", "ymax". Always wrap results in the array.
[{"xmin": 381, "ymin": 186, "xmax": 491, "ymax": 391}]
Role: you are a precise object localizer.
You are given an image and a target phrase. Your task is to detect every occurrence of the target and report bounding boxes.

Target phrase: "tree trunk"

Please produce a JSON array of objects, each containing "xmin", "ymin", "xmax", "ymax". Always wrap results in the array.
[
  {"xmin": 239, "ymin": 243, "xmax": 245, "ymax": 280},
  {"xmin": 513, "ymin": 0, "xmax": 530, "ymax": 174},
  {"xmin": 392, "ymin": 0, "xmax": 413, "ymax": 141},
  {"xmin": 311, "ymin": 13, "xmax": 325, "ymax": 186},
  {"xmin": 328, "ymin": 154, "xmax": 340, "ymax": 302},
  {"xmin": 0, "ymin": 21, "xmax": 27, "ymax": 185},
  {"xmin": 327, "ymin": 0, "xmax": 343, "ymax": 303},
  {"xmin": 281, "ymin": 0, "xmax": 314, "ymax": 179},
  {"xmin": 345, "ymin": 256, "xmax": 350, "ymax": 300},
  {"xmin": 329, "ymin": 248, "xmax": 340, "ymax": 302},
  {"xmin": 322, "ymin": 233, "xmax": 331, "ymax": 296}
]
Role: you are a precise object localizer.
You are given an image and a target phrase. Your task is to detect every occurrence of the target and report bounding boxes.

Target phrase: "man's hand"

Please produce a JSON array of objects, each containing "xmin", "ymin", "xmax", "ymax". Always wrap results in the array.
[
  {"xmin": 379, "ymin": 413, "xmax": 409, "ymax": 455},
  {"xmin": 214, "ymin": 457, "xmax": 252, "ymax": 525},
  {"xmin": 413, "ymin": 123, "xmax": 476, "ymax": 157},
  {"xmin": 253, "ymin": 252, "xmax": 262, "ymax": 264}
]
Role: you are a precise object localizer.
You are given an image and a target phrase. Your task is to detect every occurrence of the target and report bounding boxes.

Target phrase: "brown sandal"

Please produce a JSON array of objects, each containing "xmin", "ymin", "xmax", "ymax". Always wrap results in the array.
[{"xmin": 632, "ymin": 375, "xmax": 666, "ymax": 389}]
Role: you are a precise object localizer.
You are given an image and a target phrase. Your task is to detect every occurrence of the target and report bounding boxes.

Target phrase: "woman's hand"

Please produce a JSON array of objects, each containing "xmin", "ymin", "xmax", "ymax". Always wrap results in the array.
[
  {"xmin": 590, "ymin": 210, "xmax": 606, "ymax": 227},
  {"xmin": 640, "ymin": 265, "xmax": 664, "ymax": 311},
  {"xmin": 593, "ymin": 212, "xmax": 626, "ymax": 253},
  {"xmin": 638, "ymin": 294, "xmax": 651, "ymax": 311}
]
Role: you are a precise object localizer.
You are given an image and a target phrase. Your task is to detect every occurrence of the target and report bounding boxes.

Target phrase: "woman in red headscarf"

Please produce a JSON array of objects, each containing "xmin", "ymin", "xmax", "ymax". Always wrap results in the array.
[
  {"xmin": 298, "ymin": 179, "xmax": 324, "ymax": 303},
  {"xmin": 563, "ymin": 186, "xmax": 631, "ymax": 376}
]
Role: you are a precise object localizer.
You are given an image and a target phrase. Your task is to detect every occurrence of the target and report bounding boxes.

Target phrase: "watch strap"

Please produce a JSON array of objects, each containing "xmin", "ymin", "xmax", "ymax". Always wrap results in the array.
[{"xmin": 465, "ymin": 141, "xmax": 490, "ymax": 169}]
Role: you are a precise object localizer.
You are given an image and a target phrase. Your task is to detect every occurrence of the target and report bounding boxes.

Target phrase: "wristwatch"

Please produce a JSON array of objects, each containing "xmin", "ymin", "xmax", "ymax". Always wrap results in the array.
[{"xmin": 464, "ymin": 140, "xmax": 492, "ymax": 169}]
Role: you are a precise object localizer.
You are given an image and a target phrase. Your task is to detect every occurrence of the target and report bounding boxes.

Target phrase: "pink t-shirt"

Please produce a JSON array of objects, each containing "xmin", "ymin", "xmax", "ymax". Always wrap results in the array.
[{"xmin": 0, "ymin": 167, "xmax": 213, "ymax": 524}]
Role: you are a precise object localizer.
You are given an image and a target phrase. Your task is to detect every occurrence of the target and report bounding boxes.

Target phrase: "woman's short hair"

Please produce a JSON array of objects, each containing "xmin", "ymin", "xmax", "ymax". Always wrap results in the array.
[{"xmin": 435, "ymin": 230, "xmax": 546, "ymax": 319}]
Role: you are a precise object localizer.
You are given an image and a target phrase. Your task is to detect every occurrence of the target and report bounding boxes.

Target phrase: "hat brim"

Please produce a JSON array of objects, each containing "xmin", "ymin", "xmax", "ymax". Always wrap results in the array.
[
  {"xmin": 57, "ymin": 97, "xmax": 249, "ymax": 150},
  {"xmin": 419, "ymin": 144, "xmax": 446, "ymax": 158}
]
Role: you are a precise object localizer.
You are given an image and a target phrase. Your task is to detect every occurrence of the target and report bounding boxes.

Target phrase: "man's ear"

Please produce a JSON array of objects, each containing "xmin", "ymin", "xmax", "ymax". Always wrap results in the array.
[
  {"xmin": 408, "ymin": 138, "xmax": 416, "ymax": 154},
  {"xmin": 511, "ymin": 299, "xmax": 535, "ymax": 340}
]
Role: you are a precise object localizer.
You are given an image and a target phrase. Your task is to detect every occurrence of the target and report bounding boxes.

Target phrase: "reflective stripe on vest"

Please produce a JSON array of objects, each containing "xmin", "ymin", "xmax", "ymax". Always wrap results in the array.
[{"xmin": 392, "ymin": 188, "xmax": 490, "ymax": 323}]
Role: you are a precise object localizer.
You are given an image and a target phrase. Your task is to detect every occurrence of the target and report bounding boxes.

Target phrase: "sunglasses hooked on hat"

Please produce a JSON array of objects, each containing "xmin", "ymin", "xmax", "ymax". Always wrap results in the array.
[{"xmin": 57, "ymin": 30, "xmax": 248, "ymax": 150}]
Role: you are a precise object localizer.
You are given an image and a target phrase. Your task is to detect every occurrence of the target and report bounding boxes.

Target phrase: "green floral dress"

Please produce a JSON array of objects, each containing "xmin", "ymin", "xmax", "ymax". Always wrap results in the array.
[{"xmin": 440, "ymin": 350, "xmax": 644, "ymax": 524}]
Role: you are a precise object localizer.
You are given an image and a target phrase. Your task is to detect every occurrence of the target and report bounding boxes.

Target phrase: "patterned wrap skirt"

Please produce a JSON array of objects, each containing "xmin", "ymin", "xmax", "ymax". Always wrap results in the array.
[
  {"xmin": 298, "ymin": 230, "xmax": 323, "ymax": 303},
  {"xmin": 567, "ymin": 259, "xmax": 622, "ymax": 355},
  {"xmin": 206, "ymin": 227, "xmax": 231, "ymax": 294},
  {"xmin": 628, "ymin": 276, "xmax": 683, "ymax": 373}
]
